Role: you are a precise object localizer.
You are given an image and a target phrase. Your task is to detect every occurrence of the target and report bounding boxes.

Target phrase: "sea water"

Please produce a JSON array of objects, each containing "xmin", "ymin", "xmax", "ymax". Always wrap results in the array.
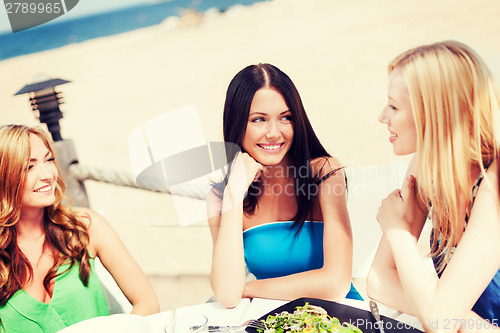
[{"xmin": 0, "ymin": 0, "xmax": 269, "ymax": 61}]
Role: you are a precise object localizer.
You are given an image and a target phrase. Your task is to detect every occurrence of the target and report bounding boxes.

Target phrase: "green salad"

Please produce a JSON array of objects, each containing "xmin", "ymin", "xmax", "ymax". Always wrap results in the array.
[{"xmin": 256, "ymin": 302, "xmax": 363, "ymax": 333}]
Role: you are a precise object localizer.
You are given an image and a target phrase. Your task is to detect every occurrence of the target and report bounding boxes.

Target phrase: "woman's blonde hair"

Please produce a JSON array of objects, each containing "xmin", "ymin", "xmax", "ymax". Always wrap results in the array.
[
  {"xmin": 0, "ymin": 124, "xmax": 91, "ymax": 305},
  {"xmin": 389, "ymin": 41, "xmax": 500, "ymax": 272}
]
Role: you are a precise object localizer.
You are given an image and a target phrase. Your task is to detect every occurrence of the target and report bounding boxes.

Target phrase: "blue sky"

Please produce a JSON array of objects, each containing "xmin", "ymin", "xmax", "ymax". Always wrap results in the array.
[{"xmin": 0, "ymin": 0, "xmax": 154, "ymax": 33}]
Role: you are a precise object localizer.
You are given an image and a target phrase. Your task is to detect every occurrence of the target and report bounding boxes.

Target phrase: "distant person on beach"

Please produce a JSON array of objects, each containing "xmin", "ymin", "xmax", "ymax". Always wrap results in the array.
[
  {"xmin": 0, "ymin": 125, "xmax": 159, "ymax": 332},
  {"xmin": 207, "ymin": 63, "xmax": 362, "ymax": 308},
  {"xmin": 367, "ymin": 41, "xmax": 500, "ymax": 332}
]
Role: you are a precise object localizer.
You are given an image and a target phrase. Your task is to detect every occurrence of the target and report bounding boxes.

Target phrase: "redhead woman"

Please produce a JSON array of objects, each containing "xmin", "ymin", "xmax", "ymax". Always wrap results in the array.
[
  {"xmin": 208, "ymin": 63, "xmax": 362, "ymax": 308},
  {"xmin": 367, "ymin": 41, "xmax": 500, "ymax": 332},
  {"xmin": 0, "ymin": 125, "xmax": 159, "ymax": 333}
]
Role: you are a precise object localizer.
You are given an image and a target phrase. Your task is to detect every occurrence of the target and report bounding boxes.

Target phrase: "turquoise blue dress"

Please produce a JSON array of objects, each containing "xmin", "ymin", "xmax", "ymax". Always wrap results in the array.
[
  {"xmin": 432, "ymin": 160, "xmax": 499, "ymax": 324},
  {"xmin": 243, "ymin": 221, "xmax": 363, "ymax": 300}
]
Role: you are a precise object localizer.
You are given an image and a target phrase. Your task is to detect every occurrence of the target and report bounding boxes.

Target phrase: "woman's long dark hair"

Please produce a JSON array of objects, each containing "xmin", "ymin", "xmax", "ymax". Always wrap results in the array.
[{"xmin": 221, "ymin": 63, "xmax": 334, "ymax": 231}]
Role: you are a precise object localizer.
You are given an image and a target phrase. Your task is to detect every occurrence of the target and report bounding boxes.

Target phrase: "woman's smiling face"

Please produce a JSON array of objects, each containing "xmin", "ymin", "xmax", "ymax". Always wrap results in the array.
[
  {"xmin": 21, "ymin": 133, "xmax": 58, "ymax": 211},
  {"xmin": 378, "ymin": 69, "xmax": 418, "ymax": 156},
  {"xmin": 242, "ymin": 87, "xmax": 294, "ymax": 166}
]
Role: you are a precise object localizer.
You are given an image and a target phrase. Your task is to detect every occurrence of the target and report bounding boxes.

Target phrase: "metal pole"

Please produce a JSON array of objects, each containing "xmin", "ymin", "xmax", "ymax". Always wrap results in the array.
[
  {"xmin": 15, "ymin": 77, "xmax": 90, "ymax": 207},
  {"xmin": 53, "ymin": 140, "xmax": 90, "ymax": 207}
]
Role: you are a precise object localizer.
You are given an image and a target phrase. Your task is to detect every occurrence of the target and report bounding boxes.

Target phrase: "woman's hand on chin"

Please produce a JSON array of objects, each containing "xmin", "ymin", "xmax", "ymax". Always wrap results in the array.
[{"xmin": 225, "ymin": 152, "xmax": 263, "ymax": 202}]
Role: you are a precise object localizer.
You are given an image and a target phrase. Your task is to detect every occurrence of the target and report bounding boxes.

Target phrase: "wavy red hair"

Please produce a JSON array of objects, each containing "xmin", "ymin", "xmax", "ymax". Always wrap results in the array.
[{"xmin": 0, "ymin": 125, "xmax": 91, "ymax": 305}]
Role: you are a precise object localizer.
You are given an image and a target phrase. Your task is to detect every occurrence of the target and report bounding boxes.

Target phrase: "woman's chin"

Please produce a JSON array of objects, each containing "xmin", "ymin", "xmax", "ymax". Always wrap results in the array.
[
  {"xmin": 258, "ymin": 159, "xmax": 282, "ymax": 167},
  {"xmin": 393, "ymin": 146, "xmax": 416, "ymax": 156},
  {"xmin": 252, "ymin": 151, "xmax": 289, "ymax": 167}
]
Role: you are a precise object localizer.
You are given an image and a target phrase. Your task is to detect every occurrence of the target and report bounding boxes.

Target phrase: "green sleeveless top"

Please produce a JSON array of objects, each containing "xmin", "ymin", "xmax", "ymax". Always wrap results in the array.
[{"xmin": 0, "ymin": 257, "xmax": 109, "ymax": 333}]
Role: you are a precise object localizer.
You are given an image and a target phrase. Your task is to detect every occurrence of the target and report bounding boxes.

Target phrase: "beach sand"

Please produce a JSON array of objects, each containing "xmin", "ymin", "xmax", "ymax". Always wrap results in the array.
[{"xmin": 1, "ymin": 0, "xmax": 500, "ymax": 312}]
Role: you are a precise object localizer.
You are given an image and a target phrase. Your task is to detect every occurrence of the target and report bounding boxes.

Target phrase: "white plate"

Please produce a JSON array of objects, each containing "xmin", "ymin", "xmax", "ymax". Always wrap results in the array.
[{"xmin": 58, "ymin": 314, "xmax": 150, "ymax": 333}]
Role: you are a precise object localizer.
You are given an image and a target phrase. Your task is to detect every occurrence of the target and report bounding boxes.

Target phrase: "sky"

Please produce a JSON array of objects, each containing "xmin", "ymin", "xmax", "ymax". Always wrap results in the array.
[{"xmin": 0, "ymin": 0, "xmax": 154, "ymax": 33}]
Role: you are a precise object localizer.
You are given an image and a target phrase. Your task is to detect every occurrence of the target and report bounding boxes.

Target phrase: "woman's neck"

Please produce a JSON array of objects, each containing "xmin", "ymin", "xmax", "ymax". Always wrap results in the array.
[
  {"xmin": 260, "ymin": 158, "xmax": 293, "ymax": 184},
  {"xmin": 17, "ymin": 208, "xmax": 45, "ymax": 239}
]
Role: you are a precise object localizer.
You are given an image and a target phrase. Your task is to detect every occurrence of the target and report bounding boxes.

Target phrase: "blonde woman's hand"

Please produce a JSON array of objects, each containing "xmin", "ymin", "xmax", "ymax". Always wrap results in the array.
[
  {"xmin": 225, "ymin": 152, "xmax": 264, "ymax": 203},
  {"xmin": 376, "ymin": 175, "xmax": 416, "ymax": 234}
]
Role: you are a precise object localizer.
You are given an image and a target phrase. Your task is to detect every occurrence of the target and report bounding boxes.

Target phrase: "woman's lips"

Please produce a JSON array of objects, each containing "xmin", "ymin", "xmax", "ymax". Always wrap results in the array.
[
  {"xmin": 257, "ymin": 142, "xmax": 284, "ymax": 153},
  {"xmin": 389, "ymin": 131, "xmax": 397, "ymax": 143},
  {"xmin": 34, "ymin": 184, "xmax": 53, "ymax": 193}
]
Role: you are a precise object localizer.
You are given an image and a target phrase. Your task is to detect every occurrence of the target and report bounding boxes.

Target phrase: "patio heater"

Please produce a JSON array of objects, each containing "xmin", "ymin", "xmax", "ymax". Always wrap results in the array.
[
  {"xmin": 14, "ymin": 76, "xmax": 90, "ymax": 207},
  {"xmin": 14, "ymin": 76, "xmax": 70, "ymax": 142}
]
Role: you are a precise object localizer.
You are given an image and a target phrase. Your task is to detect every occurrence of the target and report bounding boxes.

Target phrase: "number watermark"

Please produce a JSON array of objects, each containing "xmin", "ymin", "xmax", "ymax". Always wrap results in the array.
[
  {"xmin": 428, "ymin": 318, "xmax": 499, "ymax": 331},
  {"xmin": 3, "ymin": 0, "xmax": 79, "ymax": 32}
]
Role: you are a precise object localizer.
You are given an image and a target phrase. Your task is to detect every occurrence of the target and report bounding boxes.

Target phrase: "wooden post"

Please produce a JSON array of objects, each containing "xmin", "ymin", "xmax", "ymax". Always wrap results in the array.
[{"xmin": 53, "ymin": 140, "xmax": 90, "ymax": 207}]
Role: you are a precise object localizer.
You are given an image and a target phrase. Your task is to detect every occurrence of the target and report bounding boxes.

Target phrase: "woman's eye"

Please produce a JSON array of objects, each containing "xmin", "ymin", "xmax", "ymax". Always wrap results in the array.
[
  {"xmin": 28, "ymin": 165, "xmax": 34, "ymax": 171},
  {"xmin": 281, "ymin": 115, "xmax": 293, "ymax": 122},
  {"xmin": 47, "ymin": 157, "xmax": 55, "ymax": 163},
  {"xmin": 251, "ymin": 117, "xmax": 265, "ymax": 123},
  {"xmin": 388, "ymin": 104, "xmax": 398, "ymax": 111}
]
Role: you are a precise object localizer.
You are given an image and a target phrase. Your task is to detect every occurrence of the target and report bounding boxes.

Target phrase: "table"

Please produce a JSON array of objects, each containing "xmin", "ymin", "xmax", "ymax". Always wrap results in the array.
[
  {"xmin": 59, "ymin": 298, "xmax": 423, "ymax": 332},
  {"xmin": 143, "ymin": 298, "xmax": 424, "ymax": 332}
]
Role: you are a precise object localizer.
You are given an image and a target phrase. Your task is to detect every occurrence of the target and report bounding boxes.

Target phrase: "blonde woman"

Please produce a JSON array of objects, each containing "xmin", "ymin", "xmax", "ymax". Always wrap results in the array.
[
  {"xmin": 0, "ymin": 125, "xmax": 159, "ymax": 332},
  {"xmin": 367, "ymin": 41, "xmax": 500, "ymax": 332}
]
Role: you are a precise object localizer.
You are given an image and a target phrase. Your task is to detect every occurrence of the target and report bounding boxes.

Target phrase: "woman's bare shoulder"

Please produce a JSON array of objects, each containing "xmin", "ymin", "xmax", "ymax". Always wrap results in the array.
[
  {"xmin": 310, "ymin": 156, "xmax": 342, "ymax": 170},
  {"xmin": 73, "ymin": 207, "xmax": 106, "ymax": 229},
  {"xmin": 310, "ymin": 156, "xmax": 345, "ymax": 179}
]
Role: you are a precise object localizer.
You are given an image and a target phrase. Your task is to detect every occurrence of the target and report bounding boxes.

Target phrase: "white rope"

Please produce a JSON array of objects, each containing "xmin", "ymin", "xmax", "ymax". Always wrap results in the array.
[{"xmin": 68, "ymin": 164, "xmax": 209, "ymax": 200}]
